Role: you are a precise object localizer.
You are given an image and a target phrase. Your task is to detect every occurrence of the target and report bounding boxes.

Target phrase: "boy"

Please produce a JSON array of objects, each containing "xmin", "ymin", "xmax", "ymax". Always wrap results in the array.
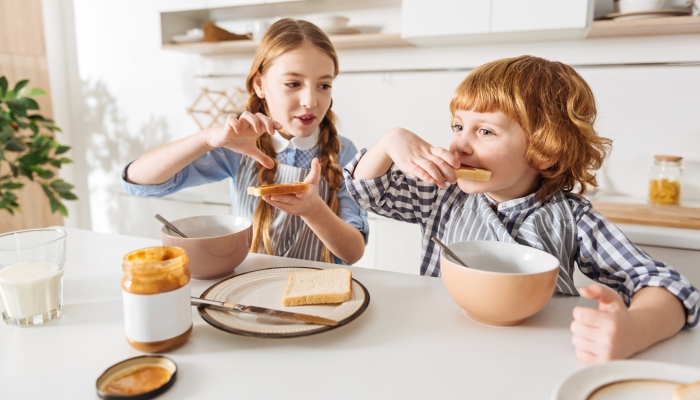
[{"xmin": 343, "ymin": 56, "xmax": 698, "ymax": 364}]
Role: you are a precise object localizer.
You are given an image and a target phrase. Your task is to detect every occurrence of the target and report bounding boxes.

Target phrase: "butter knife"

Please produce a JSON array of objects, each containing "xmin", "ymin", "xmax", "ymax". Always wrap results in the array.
[{"xmin": 191, "ymin": 297, "xmax": 338, "ymax": 326}]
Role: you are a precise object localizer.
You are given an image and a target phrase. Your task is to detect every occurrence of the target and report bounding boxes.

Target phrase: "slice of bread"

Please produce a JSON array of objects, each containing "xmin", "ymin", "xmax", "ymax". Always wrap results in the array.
[
  {"xmin": 247, "ymin": 182, "xmax": 309, "ymax": 196},
  {"xmin": 282, "ymin": 268, "xmax": 352, "ymax": 307},
  {"xmin": 455, "ymin": 167, "xmax": 491, "ymax": 181},
  {"xmin": 673, "ymin": 380, "xmax": 700, "ymax": 400}
]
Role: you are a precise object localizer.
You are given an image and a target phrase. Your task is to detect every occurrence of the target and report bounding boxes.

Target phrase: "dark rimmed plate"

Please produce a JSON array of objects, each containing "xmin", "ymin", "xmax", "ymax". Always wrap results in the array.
[
  {"xmin": 197, "ymin": 267, "xmax": 370, "ymax": 338},
  {"xmin": 96, "ymin": 355, "xmax": 177, "ymax": 400}
]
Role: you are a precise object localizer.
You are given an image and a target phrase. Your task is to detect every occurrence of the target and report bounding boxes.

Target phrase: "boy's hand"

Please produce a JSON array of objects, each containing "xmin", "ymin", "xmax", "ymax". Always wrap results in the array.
[
  {"xmin": 206, "ymin": 111, "xmax": 282, "ymax": 169},
  {"xmin": 570, "ymin": 285, "xmax": 638, "ymax": 364},
  {"xmin": 382, "ymin": 128, "xmax": 460, "ymax": 188},
  {"xmin": 262, "ymin": 158, "xmax": 324, "ymax": 217}
]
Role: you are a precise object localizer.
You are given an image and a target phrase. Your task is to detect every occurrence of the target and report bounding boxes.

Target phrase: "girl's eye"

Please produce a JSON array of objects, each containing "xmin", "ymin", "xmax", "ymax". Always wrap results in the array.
[
  {"xmin": 319, "ymin": 84, "xmax": 332, "ymax": 90},
  {"xmin": 478, "ymin": 128, "xmax": 494, "ymax": 136},
  {"xmin": 452, "ymin": 124, "xmax": 463, "ymax": 132},
  {"xmin": 285, "ymin": 82, "xmax": 300, "ymax": 88}
]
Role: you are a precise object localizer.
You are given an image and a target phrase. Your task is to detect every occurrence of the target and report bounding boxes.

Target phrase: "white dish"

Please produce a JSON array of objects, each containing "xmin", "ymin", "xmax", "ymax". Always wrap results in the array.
[
  {"xmin": 322, "ymin": 27, "xmax": 361, "ymax": 35},
  {"xmin": 198, "ymin": 267, "xmax": 370, "ymax": 338},
  {"xmin": 306, "ymin": 14, "xmax": 349, "ymax": 30},
  {"xmin": 552, "ymin": 360, "xmax": 700, "ymax": 400},
  {"xmin": 171, "ymin": 34, "xmax": 204, "ymax": 44},
  {"xmin": 604, "ymin": 8, "xmax": 690, "ymax": 20}
]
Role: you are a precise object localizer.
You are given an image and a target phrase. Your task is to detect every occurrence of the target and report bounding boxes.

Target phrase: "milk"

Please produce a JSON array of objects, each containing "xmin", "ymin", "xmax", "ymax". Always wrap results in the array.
[{"xmin": 0, "ymin": 261, "xmax": 64, "ymax": 319}]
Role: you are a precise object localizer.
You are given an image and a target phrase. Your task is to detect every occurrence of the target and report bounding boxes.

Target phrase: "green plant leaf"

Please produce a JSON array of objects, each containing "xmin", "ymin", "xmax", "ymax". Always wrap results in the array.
[
  {"xmin": 0, "ymin": 76, "xmax": 7, "ymax": 97},
  {"xmin": 59, "ymin": 157, "xmax": 73, "ymax": 164},
  {"xmin": 19, "ymin": 153, "xmax": 43, "ymax": 165},
  {"xmin": 57, "ymin": 203, "xmax": 68, "ymax": 217},
  {"xmin": 0, "ymin": 182, "xmax": 23, "ymax": 189},
  {"xmin": 55, "ymin": 146, "xmax": 71, "ymax": 155},
  {"xmin": 5, "ymin": 139, "xmax": 26, "ymax": 152},
  {"xmin": 50, "ymin": 179, "xmax": 74, "ymax": 193},
  {"xmin": 9, "ymin": 163, "xmax": 18, "ymax": 178},
  {"xmin": 49, "ymin": 159, "xmax": 61, "ymax": 168},
  {"xmin": 20, "ymin": 97, "xmax": 39, "ymax": 111},
  {"xmin": 37, "ymin": 169, "xmax": 54, "ymax": 179},
  {"xmin": 5, "ymin": 99, "xmax": 26, "ymax": 116},
  {"xmin": 49, "ymin": 196, "xmax": 60, "ymax": 213},
  {"xmin": 27, "ymin": 88, "xmax": 48, "ymax": 97},
  {"xmin": 13, "ymin": 80, "xmax": 28, "ymax": 95},
  {"xmin": 58, "ymin": 191, "xmax": 77, "ymax": 200},
  {"xmin": 0, "ymin": 125, "xmax": 11, "ymax": 141},
  {"xmin": 41, "ymin": 184, "xmax": 53, "ymax": 199}
]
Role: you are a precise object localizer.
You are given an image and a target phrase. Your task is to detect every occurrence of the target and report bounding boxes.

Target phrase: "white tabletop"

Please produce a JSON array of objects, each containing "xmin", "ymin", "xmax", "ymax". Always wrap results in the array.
[{"xmin": 1, "ymin": 228, "xmax": 699, "ymax": 399}]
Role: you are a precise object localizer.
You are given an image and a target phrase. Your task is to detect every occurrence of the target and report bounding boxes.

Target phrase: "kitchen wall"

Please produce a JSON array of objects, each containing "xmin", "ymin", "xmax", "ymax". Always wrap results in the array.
[{"xmin": 43, "ymin": 0, "xmax": 700, "ymax": 237}]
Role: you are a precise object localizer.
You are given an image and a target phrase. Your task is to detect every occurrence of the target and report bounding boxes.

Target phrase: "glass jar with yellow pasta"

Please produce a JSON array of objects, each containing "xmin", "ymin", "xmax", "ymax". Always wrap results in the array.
[{"xmin": 648, "ymin": 155, "xmax": 682, "ymax": 205}]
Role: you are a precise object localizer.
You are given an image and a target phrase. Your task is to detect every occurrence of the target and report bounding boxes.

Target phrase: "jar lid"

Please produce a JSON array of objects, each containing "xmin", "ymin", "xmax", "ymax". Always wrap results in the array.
[
  {"xmin": 96, "ymin": 355, "xmax": 177, "ymax": 400},
  {"xmin": 654, "ymin": 155, "xmax": 682, "ymax": 162}
]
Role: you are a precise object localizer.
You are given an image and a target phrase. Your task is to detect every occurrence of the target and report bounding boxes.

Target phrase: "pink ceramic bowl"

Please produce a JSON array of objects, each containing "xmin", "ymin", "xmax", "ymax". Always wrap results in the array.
[
  {"xmin": 161, "ymin": 215, "xmax": 252, "ymax": 280},
  {"xmin": 440, "ymin": 241, "xmax": 559, "ymax": 326}
]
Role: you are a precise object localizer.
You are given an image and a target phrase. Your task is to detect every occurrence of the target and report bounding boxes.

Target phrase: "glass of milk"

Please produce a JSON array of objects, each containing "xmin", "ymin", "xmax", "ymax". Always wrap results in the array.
[{"xmin": 0, "ymin": 228, "xmax": 67, "ymax": 327}]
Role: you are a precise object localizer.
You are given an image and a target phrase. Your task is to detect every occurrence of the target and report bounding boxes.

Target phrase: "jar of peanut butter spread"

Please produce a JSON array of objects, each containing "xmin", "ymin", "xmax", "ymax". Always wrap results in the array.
[{"xmin": 122, "ymin": 246, "xmax": 192, "ymax": 352}]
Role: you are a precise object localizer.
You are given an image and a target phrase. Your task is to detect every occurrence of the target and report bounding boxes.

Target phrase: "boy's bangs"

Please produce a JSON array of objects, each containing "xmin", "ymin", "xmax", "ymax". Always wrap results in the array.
[{"xmin": 449, "ymin": 74, "xmax": 518, "ymax": 123}]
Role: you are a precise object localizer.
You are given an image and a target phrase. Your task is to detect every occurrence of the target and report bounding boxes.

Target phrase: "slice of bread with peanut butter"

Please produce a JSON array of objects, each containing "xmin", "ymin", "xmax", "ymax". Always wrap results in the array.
[{"xmin": 282, "ymin": 268, "xmax": 352, "ymax": 307}]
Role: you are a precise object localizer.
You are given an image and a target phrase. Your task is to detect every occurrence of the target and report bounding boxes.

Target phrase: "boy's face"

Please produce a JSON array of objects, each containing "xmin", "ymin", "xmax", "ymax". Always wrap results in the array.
[{"xmin": 450, "ymin": 109, "xmax": 540, "ymax": 203}]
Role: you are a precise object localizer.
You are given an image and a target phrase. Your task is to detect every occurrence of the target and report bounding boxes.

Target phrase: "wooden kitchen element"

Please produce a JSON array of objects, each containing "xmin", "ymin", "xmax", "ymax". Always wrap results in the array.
[
  {"xmin": 0, "ymin": 0, "xmax": 63, "ymax": 233},
  {"xmin": 588, "ymin": 15, "xmax": 700, "ymax": 39},
  {"xmin": 163, "ymin": 33, "xmax": 414, "ymax": 55},
  {"xmin": 592, "ymin": 201, "xmax": 700, "ymax": 230}
]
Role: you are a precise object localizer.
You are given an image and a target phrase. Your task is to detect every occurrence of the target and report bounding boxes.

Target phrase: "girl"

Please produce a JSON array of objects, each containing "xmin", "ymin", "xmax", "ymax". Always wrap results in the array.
[
  {"xmin": 343, "ymin": 56, "xmax": 698, "ymax": 363},
  {"xmin": 122, "ymin": 19, "xmax": 367, "ymax": 265}
]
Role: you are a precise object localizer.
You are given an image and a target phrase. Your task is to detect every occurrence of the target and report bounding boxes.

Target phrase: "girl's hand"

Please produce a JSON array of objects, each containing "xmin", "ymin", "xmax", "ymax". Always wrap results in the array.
[
  {"xmin": 382, "ymin": 128, "xmax": 460, "ymax": 188},
  {"xmin": 570, "ymin": 285, "xmax": 639, "ymax": 364},
  {"xmin": 206, "ymin": 111, "xmax": 282, "ymax": 169},
  {"xmin": 262, "ymin": 158, "xmax": 324, "ymax": 217}
]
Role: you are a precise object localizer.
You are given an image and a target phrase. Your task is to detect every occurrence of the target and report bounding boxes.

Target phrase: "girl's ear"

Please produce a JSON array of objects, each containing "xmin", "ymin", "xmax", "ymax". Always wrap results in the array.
[{"xmin": 253, "ymin": 72, "xmax": 264, "ymax": 98}]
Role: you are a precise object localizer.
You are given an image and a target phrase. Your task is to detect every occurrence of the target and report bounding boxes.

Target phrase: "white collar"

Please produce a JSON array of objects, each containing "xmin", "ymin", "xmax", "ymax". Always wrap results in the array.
[{"xmin": 270, "ymin": 127, "xmax": 320, "ymax": 153}]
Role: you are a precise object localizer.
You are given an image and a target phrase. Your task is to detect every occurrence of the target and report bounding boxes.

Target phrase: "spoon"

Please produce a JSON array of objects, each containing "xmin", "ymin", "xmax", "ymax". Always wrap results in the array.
[
  {"xmin": 155, "ymin": 214, "xmax": 188, "ymax": 238},
  {"xmin": 431, "ymin": 236, "xmax": 470, "ymax": 268}
]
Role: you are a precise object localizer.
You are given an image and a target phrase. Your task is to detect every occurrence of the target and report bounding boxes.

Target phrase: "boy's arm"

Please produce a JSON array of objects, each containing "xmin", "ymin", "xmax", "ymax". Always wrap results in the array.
[{"xmin": 569, "ymin": 199, "xmax": 699, "ymax": 363}]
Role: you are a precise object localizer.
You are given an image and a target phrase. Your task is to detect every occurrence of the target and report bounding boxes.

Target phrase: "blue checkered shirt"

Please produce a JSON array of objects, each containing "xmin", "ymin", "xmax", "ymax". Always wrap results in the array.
[{"xmin": 343, "ymin": 149, "xmax": 699, "ymax": 327}]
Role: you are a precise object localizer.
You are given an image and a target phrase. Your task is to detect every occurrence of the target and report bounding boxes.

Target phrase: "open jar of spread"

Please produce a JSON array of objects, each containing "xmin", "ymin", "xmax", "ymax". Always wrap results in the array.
[
  {"xmin": 648, "ymin": 155, "xmax": 682, "ymax": 205},
  {"xmin": 122, "ymin": 247, "xmax": 192, "ymax": 352}
]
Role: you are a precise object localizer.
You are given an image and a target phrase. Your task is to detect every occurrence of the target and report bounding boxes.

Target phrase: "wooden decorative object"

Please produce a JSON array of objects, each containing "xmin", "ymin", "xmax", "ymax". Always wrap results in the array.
[
  {"xmin": 202, "ymin": 21, "xmax": 249, "ymax": 42},
  {"xmin": 186, "ymin": 87, "xmax": 247, "ymax": 129}
]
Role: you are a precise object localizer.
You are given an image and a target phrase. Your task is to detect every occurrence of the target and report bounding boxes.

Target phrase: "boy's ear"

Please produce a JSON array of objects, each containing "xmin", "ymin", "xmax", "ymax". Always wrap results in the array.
[
  {"xmin": 538, "ymin": 157, "xmax": 558, "ymax": 171},
  {"xmin": 253, "ymin": 72, "xmax": 264, "ymax": 98}
]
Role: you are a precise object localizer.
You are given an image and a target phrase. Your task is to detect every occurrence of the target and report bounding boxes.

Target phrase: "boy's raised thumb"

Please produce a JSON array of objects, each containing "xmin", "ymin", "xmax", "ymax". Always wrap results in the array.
[{"xmin": 580, "ymin": 285, "xmax": 623, "ymax": 309}]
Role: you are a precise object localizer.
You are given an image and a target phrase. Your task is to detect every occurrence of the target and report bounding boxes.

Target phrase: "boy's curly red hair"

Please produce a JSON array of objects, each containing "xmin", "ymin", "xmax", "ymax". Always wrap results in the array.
[{"xmin": 449, "ymin": 55, "xmax": 612, "ymax": 202}]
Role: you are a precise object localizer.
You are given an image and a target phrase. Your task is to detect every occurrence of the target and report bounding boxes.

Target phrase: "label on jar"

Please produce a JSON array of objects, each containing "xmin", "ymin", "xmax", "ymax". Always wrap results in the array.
[{"xmin": 122, "ymin": 283, "xmax": 192, "ymax": 343}]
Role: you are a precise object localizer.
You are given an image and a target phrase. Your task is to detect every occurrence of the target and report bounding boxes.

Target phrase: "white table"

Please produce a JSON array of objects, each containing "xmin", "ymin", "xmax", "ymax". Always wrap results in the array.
[{"xmin": 1, "ymin": 228, "xmax": 699, "ymax": 399}]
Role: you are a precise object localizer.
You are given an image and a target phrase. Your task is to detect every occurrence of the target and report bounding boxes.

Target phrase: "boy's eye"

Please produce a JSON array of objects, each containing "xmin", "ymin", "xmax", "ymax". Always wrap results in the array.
[
  {"xmin": 452, "ymin": 124, "xmax": 463, "ymax": 132},
  {"xmin": 479, "ymin": 128, "xmax": 494, "ymax": 136},
  {"xmin": 285, "ymin": 82, "xmax": 300, "ymax": 88}
]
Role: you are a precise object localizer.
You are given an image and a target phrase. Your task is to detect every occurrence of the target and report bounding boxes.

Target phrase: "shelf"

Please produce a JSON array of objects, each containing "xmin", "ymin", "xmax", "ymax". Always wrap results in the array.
[
  {"xmin": 591, "ymin": 200, "xmax": 700, "ymax": 230},
  {"xmin": 587, "ymin": 15, "xmax": 700, "ymax": 39},
  {"xmin": 162, "ymin": 33, "xmax": 413, "ymax": 55}
]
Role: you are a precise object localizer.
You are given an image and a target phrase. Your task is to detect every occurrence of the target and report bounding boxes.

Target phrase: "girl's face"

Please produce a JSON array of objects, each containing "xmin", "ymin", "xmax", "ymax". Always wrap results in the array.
[
  {"xmin": 449, "ymin": 109, "xmax": 541, "ymax": 203},
  {"xmin": 254, "ymin": 43, "xmax": 335, "ymax": 140}
]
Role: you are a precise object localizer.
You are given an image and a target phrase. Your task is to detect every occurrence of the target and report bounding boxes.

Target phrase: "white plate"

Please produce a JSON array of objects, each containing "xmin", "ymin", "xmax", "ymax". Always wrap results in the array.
[
  {"xmin": 603, "ymin": 9, "xmax": 690, "ymax": 20},
  {"xmin": 171, "ymin": 34, "xmax": 204, "ymax": 44},
  {"xmin": 323, "ymin": 26, "xmax": 361, "ymax": 35},
  {"xmin": 552, "ymin": 360, "xmax": 700, "ymax": 400},
  {"xmin": 197, "ymin": 267, "xmax": 370, "ymax": 338}
]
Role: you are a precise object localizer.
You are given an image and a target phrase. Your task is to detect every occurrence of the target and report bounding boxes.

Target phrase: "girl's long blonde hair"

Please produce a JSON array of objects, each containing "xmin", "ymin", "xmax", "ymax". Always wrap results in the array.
[{"xmin": 245, "ymin": 18, "xmax": 342, "ymax": 263}]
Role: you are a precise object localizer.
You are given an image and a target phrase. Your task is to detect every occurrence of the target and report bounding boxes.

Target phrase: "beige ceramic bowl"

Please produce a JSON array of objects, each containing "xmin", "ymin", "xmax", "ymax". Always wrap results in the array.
[
  {"xmin": 440, "ymin": 241, "xmax": 560, "ymax": 326},
  {"xmin": 161, "ymin": 215, "xmax": 252, "ymax": 280}
]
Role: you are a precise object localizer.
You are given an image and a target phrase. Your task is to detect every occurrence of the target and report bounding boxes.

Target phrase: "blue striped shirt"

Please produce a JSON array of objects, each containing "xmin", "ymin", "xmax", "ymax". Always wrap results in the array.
[{"xmin": 343, "ymin": 149, "xmax": 699, "ymax": 327}]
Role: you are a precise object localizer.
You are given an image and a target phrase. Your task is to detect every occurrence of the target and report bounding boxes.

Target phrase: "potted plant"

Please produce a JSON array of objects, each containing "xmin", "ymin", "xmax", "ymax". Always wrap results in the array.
[{"xmin": 0, "ymin": 76, "xmax": 77, "ymax": 216}]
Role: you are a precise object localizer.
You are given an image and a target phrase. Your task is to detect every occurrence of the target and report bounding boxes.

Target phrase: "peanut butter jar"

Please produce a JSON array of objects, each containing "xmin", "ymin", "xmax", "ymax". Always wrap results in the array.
[{"xmin": 122, "ymin": 247, "xmax": 192, "ymax": 352}]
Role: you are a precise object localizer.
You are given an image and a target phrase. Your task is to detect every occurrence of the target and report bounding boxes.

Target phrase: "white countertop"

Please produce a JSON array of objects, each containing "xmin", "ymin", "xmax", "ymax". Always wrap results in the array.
[{"xmin": 4, "ymin": 228, "xmax": 698, "ymax": 399}]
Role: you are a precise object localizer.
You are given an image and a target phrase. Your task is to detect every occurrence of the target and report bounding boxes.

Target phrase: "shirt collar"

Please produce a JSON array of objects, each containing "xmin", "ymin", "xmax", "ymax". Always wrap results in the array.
[
  {"xmin": 270, "ymin": 127, "xmax": 320, "ymax": 153},
  {"xmin": 484, "ymin": 192, "xmax": 540, "ymax": 212}
]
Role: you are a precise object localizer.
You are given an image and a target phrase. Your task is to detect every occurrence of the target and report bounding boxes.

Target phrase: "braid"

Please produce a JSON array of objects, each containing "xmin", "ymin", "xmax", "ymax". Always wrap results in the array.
[
  {"xmin": 316, "ymin": 109, "xmax": 342, "ymax": 263},
  {"xmin": 248, "ymin": 96, "xmax": 278, "ymax": 255}
]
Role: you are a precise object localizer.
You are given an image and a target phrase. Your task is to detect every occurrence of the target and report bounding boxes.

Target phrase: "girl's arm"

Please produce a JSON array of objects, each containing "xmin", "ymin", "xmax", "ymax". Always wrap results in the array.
[
  {"xmin": 127, "ymin": 112, "xmax": 281, "ymax": 185},
  {"xmin": 263, "ymin": 158, "xmax": 364, "ymax": 264}
]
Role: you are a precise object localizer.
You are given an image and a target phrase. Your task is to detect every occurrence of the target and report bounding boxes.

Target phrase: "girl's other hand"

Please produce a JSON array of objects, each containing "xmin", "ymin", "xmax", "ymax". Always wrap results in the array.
[
  {"xmin": 206, "ymin": 111, "xmax": 282, "ymax": 169},
  {"xmin": 262, "ymin": 158, "xmax": 324, "ymax": 216},
  {"xmin": 382, "ymin": 128, "xmax": 460, "ymax": 188},
  {"xmin": 570, "ymin": 285, "xmax": 638, "ymax": 364}
]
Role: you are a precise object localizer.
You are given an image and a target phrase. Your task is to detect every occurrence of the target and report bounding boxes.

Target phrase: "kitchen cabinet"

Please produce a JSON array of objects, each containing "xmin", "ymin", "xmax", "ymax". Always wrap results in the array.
[
  {"xmin": 401, "ymin": 0, "xmax": 490, "ymax": 42},
  {"xmin": 491, "ymin": 0, "xmax": 591, "ymax": 33}
]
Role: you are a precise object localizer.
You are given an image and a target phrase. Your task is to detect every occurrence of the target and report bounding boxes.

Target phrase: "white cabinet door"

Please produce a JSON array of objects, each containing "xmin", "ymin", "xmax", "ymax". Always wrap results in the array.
[
  {"xmin": 375, "ymin": 216, "xmax": 423, "ymax": 275},
  {"xmin": 206, "ymin": 0, "xmax": 265, "ymax": 7},
  {"xmin": 402, "ymin": 0, "xmax": 490, "ymax": 39},
  {"xmin": 153, "ymin": 0, "xmax": 207, "ymax": 12},
  {"xmin": 491, "ymin": 0, "xmax": 591, "ymax": 32}
]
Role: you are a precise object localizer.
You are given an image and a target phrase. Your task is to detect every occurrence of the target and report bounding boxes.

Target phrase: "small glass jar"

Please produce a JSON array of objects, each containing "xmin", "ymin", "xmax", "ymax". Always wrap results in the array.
[
  {"xmin": 122, "ymin": 246, "xmax": 192, "ymax": 352},
  {"xmin": 648, "ymin": 155, "xmax": 682, "ymax": 205}
]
